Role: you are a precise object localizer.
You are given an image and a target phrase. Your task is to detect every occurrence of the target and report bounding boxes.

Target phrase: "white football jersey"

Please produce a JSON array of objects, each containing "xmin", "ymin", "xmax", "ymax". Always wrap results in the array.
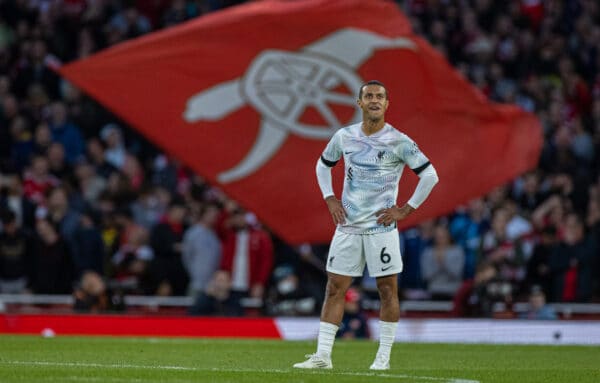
[{"xmin": 321, "ymin": 122, "xmax": 430, "ymax": 234}]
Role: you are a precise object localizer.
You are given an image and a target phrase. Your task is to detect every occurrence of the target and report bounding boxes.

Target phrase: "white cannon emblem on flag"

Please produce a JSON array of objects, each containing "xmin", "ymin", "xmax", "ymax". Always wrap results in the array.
[{"xmin": 183, "ymin": 28, "xmax": 416, "ymax": 183}]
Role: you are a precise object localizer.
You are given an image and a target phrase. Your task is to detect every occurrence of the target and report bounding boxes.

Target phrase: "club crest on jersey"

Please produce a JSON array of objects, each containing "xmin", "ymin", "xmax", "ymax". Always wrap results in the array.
[{"xmin": 183, "ymin": 29, "xmax": 416, "ymax": 183}]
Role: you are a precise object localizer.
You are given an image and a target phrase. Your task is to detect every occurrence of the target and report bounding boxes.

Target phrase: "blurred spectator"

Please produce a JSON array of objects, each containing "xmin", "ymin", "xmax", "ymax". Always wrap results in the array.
[
  {"xmin": 502, "ymin": 199, "xmax": 533, "ymax": 243},
  {"xmin": 9, "ymin": 115, "xmax": 33, "ymax": 171},
  {"xmin": 571, "ymin": 118, "xmax": 594, "ymax": 166},
  {"xmin": 265, "ymin": 264, "xmax": 316, "ymax": 316},
  {"xmin": 162, "ymin": 0, "xmax": 199, "ymax": 27},
  {"xmin": 548, "ymin": 213, "xmax": 596, "ymax": 302},
  {"xmin": 449, "ymin": 198, "xmax": 490, "ymax": 279},
  {"xmin": 294, "ymin": 243, "xmax": 327, "ymax": 309},
  {"xmin": 122, "ymin": 154, "xmax": 144, "ymax": 191},
  {"xmin": 100, "ymin": 123, "xmax": 126, "ymax": 170},
  {"xmin": 48, "ymin": 101, "xmax": 84, "ymax": 164},
  {"xmin": 452, "ymin": 261, "xmax": 511, "ymax": 318},
  {"xmin": 0, "ymin": 173, "xmax": 36, "ymax": 230},
  {"xmin": 182, "ymin": 203, "xmax": 221, "ymax": 297},
  {"xmin": 514, "ymin": 171, "xmax": 545, "ymax": 213},
  {"xmin": 421, "ymin": 224, "xmax": 465, "ymax": 299},
  {"xmin": 105, "ymin": 171, "xmax": 136, "ymax": 207},
  {"xmin": 111, "ymin": 217, "xmax": 153, "ymax": 294},
  {"xmin": 0, "ymin": 95, "xmax": 19, "ymax": 162},
  {"xmin": 480, "ymin": 207, "xmax": 528, "ymax": 290},
  {"xmin": 32, "ymin": 122, "xmax": 53, "ymax": 155},
  {"xmin": 72, "ymin": 208, "xmax": 104, "ymax": 278},
  {"xmin": 219, "ymin": 207, "xmax": 274, "ymax": 305},
  {"xmin": 525, "ymin": 226, "xmax": 557, "ymax": 299},
  {"xmin": 532, "ymin": 194, "xmax": 568, "ymax": 234},
  {"xmin": 269, "ymin": 239, "xmax": 327, "ymax": 313},
  {"xmin": 86, "ymin": 137, "xmax": 118, "ymax": 179},
  {"xmin": 30, "ymin": 218, "xmax": 74, "ymax": 294},
  {"xmin": 546, "ymin": 173, "xmax": 586, "ymax": 216},
  {"xmin": 398, "ymin": 220, "xmax": 434, "ymax": 294},
  {"xmin": 96, "ymin": 194, "xmax": 119, "ymax": 259},
  {"xmin": 519, "ymin": 285, "xmax": 557, "ymax": 320},
  {"xmin": 337, "ymin": 287, "xmax": 369, "ymax": 339},
  {"xmin": 43, "ymin": 186, "xmax": 80, "ymax": 255},
  {"xmin": 130, "ymin": 186, "xmax": 168, "ymax": 230},
  {"xmin": 0, "ymin": 209, "xmax": 31, "ymax": 293},
  {"xmin": 188, "ymin": 270, "xmax": 243, "ymax": 316},
  {"xmin": 73, "ymin": 271, "xmax": 109, "ymax": 312},
  {"xmin": 108, "ymin": 4, "xmax": 152, "ymax": 41},
  {"xmin": 25, "ymin": 83, "xmax": 50, "ymax": 124},
  {"xmin": 485, "ymin": 185, "xmax": 509, "ymax": 212},
  {"xmin": 148, "ymin": 198, "xmax": 189, "ymax": 295},
  {"xmin": 150, "ymin": 155, "xmax": 178, "ymax": 194},
  {"xmin": 47, "ymin": 142, "xmax": 71, "ymax": 180},
  {"xmin": 13, "ymin": 39, "xmax": 60, "ymax": 99},
  {"xmin": 73, "ymin": 160, "xmax": 107, "ymax": 205},
  {"xmin": 23, "ymin": 154, "xmax": 59, "ymax": 204},
  {"xmin": 586, "ymin": 195, "xmax": 600, "ymax": 239}
]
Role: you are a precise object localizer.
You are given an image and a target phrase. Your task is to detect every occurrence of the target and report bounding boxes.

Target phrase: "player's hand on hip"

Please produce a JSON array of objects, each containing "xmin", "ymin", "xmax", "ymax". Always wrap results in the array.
[
  {"xmin": 375, "ymin": 204, "xmax": 415, "ymax": 226},
  {"xmin": 325, "ymin": 196, "xmax": 346, "ymax": 225}
]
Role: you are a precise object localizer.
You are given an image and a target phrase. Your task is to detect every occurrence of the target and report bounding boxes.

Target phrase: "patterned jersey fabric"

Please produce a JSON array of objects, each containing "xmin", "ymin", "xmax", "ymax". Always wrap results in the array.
[{"xmin": 321, "ymin": 122, "xmax": 429, "ymax": 234}]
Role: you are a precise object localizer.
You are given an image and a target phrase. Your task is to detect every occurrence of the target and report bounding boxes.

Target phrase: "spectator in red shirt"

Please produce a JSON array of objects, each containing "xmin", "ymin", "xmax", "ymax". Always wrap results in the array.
[
  {"xmin": 549, "ymin": 213, "xmax": 596, "ymax": 302},
  {"xmin": 219, "ymin": 208, "xmax": 274, "ymax": 306},
  {"xmin": 22, "ymin": 154, "xmax": 59, "ymax": 204}
]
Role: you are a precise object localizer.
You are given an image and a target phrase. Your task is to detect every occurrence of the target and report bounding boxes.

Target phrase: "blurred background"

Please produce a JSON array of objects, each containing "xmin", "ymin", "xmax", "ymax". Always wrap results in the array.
[{"xmin": 0, "ymin": 0, "xmax": 598, "ymax": 327}]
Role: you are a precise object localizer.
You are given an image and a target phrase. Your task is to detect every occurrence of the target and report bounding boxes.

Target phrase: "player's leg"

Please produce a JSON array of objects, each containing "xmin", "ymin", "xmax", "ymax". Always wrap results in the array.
[
  {"xmin": 370, "ymin": 274, "xmax": 399, "ymax": 370},
  {"xmin": 318, "ymin": 271, "xmax": 353, "ymax": 354},
  {"xmin": 364, "ymin": 231, "xmax": 402, "ymax": 370},
  {"xmin": 376, "ymin": 273, "xmax": 400, "ymax": 322},
  {"xmin": 294, "ymin": 231, "xmax": 364, "ymax": 369},
  {"xmin": 293, "ymin": 272, "xmax": 353, "ymax": 369},
  {"xmin": 320, "ymin": 272, "xmax": 354, "ymax": 324}
]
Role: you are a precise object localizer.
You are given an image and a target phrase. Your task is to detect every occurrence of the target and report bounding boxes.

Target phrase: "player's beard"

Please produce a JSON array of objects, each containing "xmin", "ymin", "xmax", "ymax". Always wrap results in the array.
[{"xmin": 366, "ymin": 110, "xmax": 383, "ymax": 122}]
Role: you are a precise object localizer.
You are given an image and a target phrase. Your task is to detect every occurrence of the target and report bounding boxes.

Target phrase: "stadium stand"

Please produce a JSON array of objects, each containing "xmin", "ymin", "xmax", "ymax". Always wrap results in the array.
[{"xmin": 0, "ymin": 0, "xmax": 599, "ymax": 321}]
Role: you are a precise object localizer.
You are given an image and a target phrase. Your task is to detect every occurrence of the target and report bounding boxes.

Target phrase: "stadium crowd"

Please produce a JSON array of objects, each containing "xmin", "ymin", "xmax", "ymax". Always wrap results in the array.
[{"xmin": 0, "ymin": 0, "xmax": 599, "ymax": 318}]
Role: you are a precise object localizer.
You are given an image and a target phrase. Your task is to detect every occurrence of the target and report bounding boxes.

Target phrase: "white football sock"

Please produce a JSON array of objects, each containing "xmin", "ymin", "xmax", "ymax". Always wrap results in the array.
[
  {"xmin": 316, "ymin": 321, "xmax": 338, "ymax": 358},
  {"xmin": 375, "ymin": 320, "xmax": 398, "ymax": 360}
]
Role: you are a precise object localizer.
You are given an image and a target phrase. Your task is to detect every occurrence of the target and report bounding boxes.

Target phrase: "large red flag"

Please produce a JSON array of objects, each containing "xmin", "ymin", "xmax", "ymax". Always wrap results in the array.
[{"xmin": 58, "ymin": 0, "xmax": 542, "ymax": 244}]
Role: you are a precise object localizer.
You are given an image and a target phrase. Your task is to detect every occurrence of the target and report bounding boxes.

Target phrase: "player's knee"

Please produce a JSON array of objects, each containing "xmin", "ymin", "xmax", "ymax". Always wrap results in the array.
[{"xmin": 325, "ymin": 280, "xmax": 346, "ymax": 300}]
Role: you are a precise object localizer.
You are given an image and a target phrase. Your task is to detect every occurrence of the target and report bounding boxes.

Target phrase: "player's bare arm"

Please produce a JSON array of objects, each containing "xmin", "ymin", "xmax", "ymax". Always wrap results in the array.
[
  {"xmin": 325, "ymin": 195, "xmax": 346, "ymax": 225},
  {"xmin": 375, "ymin": 204, "xmax": 415, "ymax": 226}
]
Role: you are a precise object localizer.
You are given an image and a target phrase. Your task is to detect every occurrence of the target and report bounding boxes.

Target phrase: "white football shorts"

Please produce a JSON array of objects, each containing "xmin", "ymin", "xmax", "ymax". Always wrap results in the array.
[{"xmin": 326, "ymin": 229, "xmax": 403, "ymax": 278}]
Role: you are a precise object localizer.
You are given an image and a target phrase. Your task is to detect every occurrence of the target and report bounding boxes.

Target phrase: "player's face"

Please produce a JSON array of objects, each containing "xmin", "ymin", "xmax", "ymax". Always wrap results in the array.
[{"xmin": 358, "ymin": 85, "xmax": 389, "ymax": 121}]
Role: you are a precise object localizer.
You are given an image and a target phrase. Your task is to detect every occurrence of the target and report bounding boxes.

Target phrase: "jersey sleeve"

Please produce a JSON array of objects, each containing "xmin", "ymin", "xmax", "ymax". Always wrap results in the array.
[
  {"xmin": 395, "ymin": 135, "xmax": 430, "ymax": 173},
  {"xmin": 320, "ymin": 130, "xmax": 343, "ymax": 167}
]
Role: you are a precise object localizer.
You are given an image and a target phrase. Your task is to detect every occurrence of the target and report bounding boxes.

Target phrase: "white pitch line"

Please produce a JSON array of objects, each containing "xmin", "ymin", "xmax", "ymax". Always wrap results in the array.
[
  {"xmin": 52, "ymin": 377, "xmax": 144, "ymax": 383},
  {"xmin": 1, "ymin": 360, "xmax": 480, "ymax": 383},
  {"xmin": 42, "ymin": 376, "xmax": 193, "ymax": 383},
  {"xmin": 3, "ymin": 361, "xmax": 195, "ymax": 371}
]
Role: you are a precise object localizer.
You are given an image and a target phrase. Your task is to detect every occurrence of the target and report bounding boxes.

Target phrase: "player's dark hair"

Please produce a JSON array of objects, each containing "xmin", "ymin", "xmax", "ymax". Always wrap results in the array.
[{"xmin": 358, "ymin": 80, "xmax": 387, "ymax": 99}]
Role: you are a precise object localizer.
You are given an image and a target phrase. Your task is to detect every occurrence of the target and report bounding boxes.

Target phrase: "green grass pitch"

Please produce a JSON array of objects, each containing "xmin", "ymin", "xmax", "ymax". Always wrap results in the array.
[{"xmin": 1, "ymin": 335, "xmax": 599, "ymax": 383}]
